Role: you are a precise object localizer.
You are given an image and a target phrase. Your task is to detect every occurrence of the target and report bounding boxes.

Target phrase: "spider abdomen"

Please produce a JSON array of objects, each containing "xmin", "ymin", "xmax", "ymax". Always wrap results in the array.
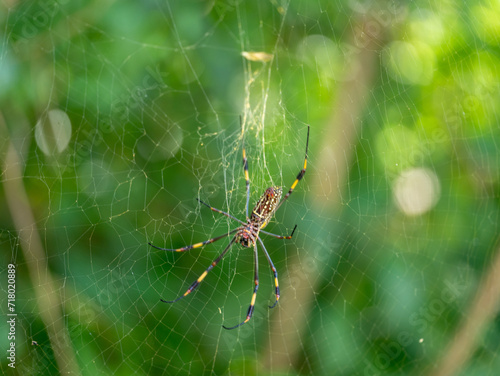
[{"xmin": 251, "ymin": 186, "xmax": 283, "ymax": 226}]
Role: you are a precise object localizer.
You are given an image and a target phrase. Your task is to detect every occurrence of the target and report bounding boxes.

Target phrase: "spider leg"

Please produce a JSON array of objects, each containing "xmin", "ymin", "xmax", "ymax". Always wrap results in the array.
[
  {"xmin": 149, "ymin": 228, "xmax": 239, "ymax": 252},
  {"xmin": 223, "ymin": 242, "xmax": 259, "ymax": 330},
  {"xmin": 257, "ymin": 237, "xmax": 280, "ymax": 308},
  {"xmin": 240, "ymin": 116, "xmax": 251, "ymax": 219},
  {"xmin": 197, "ymin": 199, "xmax": 246, "ymax": 226},
  {"xmin": 161, "ymin": 237, "xmax": 237, "ymax": 303},
  {"xmin": 275, "ymin": 125, "xmax": 309, "ymax": 213},
  {"xmin": 259, "ymin": 224, "xmax": 297, "ymax": 240}
]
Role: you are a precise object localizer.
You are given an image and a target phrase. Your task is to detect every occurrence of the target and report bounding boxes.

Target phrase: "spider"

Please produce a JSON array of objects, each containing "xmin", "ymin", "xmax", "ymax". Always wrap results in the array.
[{"xmin": 149, "ymin": 122, "xmax": 309, "ymax": 329}]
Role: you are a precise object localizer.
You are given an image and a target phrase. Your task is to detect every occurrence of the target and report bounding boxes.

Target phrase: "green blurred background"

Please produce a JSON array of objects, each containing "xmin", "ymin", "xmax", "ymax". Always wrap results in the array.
[{"xmin": 1, "ymin": 0, "xmax": 500, "ymax": 375}]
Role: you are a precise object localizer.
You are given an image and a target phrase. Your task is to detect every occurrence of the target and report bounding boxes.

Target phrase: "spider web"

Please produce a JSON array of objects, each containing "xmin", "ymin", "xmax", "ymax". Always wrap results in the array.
[{"xmin": 1, "ymin": 0, "xmax": 500, "ymax": 375}]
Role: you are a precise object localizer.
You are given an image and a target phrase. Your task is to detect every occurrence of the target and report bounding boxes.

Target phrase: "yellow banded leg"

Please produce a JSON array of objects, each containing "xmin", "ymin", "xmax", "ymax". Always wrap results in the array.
[
  {"xmin": 223, "ymin": 243, "xmax": 259, "ymax": 330},
  {"xmin": 241, "ymin": 116, "xmax": 251, "ymax": 218},
  {"xmin": 284, "ymin": 163, "xmax": 306, "ymax": 200},
  {"xmin": 160, "ymin": 238, "xmax": 236, "ymax": 304},
  {"xmin": 243, "ymin": 287, "xmax": 258, "ymax": 324},
  {"xmin": 149, "ymin": 228, "xmax": 238, "ymax": 252},
  {"xmin": 275, "ymin": 125, "xmax": 309, "ymax": 211},
  {"xmin": 243, "ymin": 146, "xmax": 250, "ymax": 218},
  {"xmin": 258, "ymin": 237, "xmax": 280, "ymax": 308}
]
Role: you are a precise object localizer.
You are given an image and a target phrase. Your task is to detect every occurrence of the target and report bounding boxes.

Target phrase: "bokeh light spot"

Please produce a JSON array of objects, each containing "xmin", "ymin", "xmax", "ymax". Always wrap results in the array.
[{"xmin": 393, "ymin": 167, "xmax": 441, "ymax": 216}]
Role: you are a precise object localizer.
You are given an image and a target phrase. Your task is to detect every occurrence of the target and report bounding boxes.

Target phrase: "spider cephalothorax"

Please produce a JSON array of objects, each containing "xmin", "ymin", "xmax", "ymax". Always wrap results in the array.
[{"xmin": 149, "ymin": 122, "xmax": 309, "ymax": 329}]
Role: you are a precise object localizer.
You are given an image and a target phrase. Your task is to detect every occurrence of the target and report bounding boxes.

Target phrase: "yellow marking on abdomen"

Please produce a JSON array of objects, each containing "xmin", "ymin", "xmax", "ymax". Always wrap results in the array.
[{"xmin": 252, "ymin": 211, "xmax": 264, "ymax": 218}]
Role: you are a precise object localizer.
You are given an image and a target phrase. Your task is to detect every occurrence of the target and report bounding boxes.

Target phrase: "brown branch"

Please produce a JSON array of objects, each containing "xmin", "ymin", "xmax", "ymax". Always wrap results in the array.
[
  {"xmin": 431, "ymin": 238, "xmax": 500, "ymax": 376},
  {"xmin": 1, "ymin": 113, "xmax": 80, "ymax": 375}
]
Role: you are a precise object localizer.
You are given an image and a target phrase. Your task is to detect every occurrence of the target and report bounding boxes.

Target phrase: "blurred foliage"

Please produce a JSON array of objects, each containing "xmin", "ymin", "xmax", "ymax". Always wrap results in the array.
[{"xmin": 1, "ymin": 0, "xmax": 500, "ymax": 375}]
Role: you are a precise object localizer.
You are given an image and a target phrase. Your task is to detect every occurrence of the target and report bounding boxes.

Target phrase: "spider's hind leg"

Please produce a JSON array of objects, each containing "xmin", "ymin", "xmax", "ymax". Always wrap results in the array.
[{"xmin": 160, "ymin": 237, "xmax": 237, "ymax": 303}]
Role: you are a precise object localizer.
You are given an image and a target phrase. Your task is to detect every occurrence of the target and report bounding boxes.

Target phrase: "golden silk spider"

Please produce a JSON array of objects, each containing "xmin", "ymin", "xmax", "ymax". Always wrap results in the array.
[{"xmin": 149, "ymin": 122, "xmax": 309, "ymax": 329}]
